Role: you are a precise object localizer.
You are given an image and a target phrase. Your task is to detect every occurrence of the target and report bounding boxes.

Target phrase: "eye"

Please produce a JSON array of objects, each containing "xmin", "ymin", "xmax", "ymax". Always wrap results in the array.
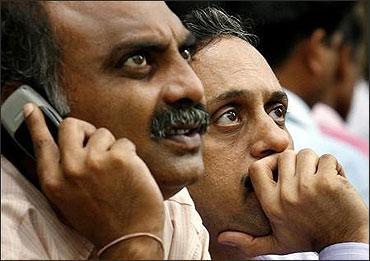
[
  {"xmin": 123, "ymin": 54, "xmax": 148, "ymax": 68},
  {"xmin": 181, "ymin": 48, "xmax": 192, "ymax": 62},
  {"xmin": 214, "ymin": 109, "xmax": 241, "ymax": 126},
  {"xmin": 268, "ymin": 104, "xmax": 287, "ymax": 123},
  {"xmin": 117, "ymin": 52, "xmax": 152, "ymax": 78}
]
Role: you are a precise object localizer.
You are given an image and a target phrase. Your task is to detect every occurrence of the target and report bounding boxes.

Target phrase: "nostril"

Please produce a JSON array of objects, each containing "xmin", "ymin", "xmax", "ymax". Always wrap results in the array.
[
  {"xmin": 260, "ymin": 149, "xmax": 276, "ymax": 158},
  {"xmin": 175, "ymin": 98, "xmax": 194, "ymax": 107}
]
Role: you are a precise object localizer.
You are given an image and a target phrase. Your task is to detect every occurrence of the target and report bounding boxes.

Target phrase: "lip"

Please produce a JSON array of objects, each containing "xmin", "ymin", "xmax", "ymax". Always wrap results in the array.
[{"xmin": 162, "ymin": 132, "xmax": 202, "ymax": 151}]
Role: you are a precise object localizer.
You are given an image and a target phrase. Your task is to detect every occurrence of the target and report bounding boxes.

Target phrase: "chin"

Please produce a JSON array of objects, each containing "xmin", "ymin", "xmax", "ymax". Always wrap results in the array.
[
  {"xmin": 137, "ymin": 141, "xmax": 205, "ymax": 198},
  {"xmin": 150, "ymin": 154, "xmax": 205, "ymax": 199}
]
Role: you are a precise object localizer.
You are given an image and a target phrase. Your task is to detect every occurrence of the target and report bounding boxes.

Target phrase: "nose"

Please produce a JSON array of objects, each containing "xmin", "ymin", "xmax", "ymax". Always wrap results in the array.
[
  {"xmin": 162, "ymin": 56, "xmax": 205, "ymax": 105},
  {"xmin": 249, "ymin": 116, "xmax": 290, "ymax": 159}
]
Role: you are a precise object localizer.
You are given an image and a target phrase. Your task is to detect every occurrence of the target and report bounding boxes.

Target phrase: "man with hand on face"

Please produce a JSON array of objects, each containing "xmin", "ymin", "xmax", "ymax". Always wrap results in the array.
[
  {"xmin": 180, "ymin": 7, "xmax": 369, "ymax": 260},
  {"xmin": 1, "ymin": 1, "xmax": 210, "ymax": 259}
]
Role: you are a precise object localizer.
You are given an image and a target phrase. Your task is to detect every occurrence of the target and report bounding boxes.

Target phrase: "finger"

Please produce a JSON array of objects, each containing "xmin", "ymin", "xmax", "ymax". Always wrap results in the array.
[
  {"xmin": 336, "ymin": 162, "xmax": 346, "ymax": 178},
  {"xmin": 249, "ymin": 154, "xmax": 279, "ymax": 206},
  {"xmin": 296, "ymin": 149, "xmax": 319, "ymax": 182},
  {"xmin": 85, "ymin": 128, "xmax": 115, "ymax": 152},
  {"xmin": 23, "ymin": 103, "xmax": 60, "ymax": 182},
  {"xmin": 110, "ymin": 138, "xmax": 137, "ymax": 155},
  {"xmin": 278, "ymin": 150, "xmax": 297, "ymax": 187},
  {"xmin": 316, "ymin": 154, "xmax": 339, "ymax": 177},
  {"xmin": 58, "ymin": 117, "xmax": 96, "ymax": 164},
  {"xmin": 218, "ymin": 231, "xmax": 280, "ymax": 257},
  {"xmin": 110, "ymin": 138, "xmax": 150, "ymax": 173}
]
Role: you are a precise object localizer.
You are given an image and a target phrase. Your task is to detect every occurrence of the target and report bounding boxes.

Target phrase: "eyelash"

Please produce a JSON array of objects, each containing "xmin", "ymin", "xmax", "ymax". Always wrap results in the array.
[
  {"xmin": 268, "ymin": 104, "xmax": 287, "ymax": 126},
  {"xmin": 115, "ymin": 51, "xmax": 151, "ymax": 69},
  {"xmin": 212, "ymin": 106, "xmax": 241, "ymax": 126},
  {"xmin": 213, "ymin": 103, "xmax": 287, "ymax": 128}
]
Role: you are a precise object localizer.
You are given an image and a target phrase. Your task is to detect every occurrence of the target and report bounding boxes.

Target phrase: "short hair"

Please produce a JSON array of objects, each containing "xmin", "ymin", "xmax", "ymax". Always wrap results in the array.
[
  {"xmin": 222, "ymin": 2, "xmax": 359, "ymax": 69},
  {"xmin": 1, "ymin": 0, "xmax": 69, "ymax": 115},
  {"xmin": 181, "ymin": 6, "xmax": 257, "ymax": 51}
]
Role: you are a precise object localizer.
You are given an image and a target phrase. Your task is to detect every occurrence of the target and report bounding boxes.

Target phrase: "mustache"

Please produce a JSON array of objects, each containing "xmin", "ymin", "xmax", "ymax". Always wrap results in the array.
[{"xmin": 150, "ymin": 102, "xmax": 210, "ymax": 139}]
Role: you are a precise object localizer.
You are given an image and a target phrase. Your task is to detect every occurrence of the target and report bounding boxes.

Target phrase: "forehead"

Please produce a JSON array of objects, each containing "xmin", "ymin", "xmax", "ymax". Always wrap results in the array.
[
  {"xmin": 43, "ymin": 1, "xmax": 188, "ymax": 53},
  {"xmin": 192, "ymin": 37, "xmax": 281, "ymax": 102}
]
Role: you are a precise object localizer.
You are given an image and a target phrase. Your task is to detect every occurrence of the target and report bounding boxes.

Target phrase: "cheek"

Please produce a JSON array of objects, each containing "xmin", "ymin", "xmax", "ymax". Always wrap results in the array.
[
  {"xmin": 202, "ymin": 142, "xmax": 249, "ymax": 206},
  {"xmin": 66, "ymin": 82, "xmax": 157, "ymax": 140}
]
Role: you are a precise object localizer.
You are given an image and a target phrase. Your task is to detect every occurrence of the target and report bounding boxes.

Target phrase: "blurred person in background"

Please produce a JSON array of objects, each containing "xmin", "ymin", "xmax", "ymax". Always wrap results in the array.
[
  {"xmin": 346, "ymin": 0, "xmax": 369, "ymax": 144},
  {"xmin": 220, "ymin": 1, "xmax": 369, "ymax": 204},
  {"xmin": 311, "ymin": 0, "xmax": 368, "ymax": 156}
]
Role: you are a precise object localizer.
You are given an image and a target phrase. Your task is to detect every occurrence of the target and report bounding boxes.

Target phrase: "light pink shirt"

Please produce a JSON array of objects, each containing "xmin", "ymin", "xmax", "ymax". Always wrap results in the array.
[
  {"xmin": 1, "ymin": 155, "xmax": 210, "ymax": 260},
  {"xmin": 312, "ymin": 103, "xmax": 369, "ymax": 157}
]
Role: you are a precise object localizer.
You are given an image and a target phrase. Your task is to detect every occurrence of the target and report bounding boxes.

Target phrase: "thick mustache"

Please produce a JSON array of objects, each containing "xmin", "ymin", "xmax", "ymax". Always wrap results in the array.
[{"xmin": 151, "ymin": 103, "xmax": 209, "ymax": 139}]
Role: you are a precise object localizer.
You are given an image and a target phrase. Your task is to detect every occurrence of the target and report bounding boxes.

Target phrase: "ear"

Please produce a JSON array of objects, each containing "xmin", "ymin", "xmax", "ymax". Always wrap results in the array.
[{"xmin": 303, "ymin": 29, "xmax": 341, "ymax": 77}]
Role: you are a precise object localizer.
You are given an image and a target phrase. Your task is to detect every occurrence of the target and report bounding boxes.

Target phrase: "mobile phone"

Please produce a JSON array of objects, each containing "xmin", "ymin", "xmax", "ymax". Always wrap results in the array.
[{"xmin": 1, "ymin": 85, "xmax": 62, "ymax": 160}]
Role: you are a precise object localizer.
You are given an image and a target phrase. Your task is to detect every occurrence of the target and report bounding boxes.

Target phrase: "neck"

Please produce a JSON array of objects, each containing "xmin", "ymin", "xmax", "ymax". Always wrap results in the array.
[{"xmin": 275, "ymin": 65, "xmax": 319, "ymax": 108}]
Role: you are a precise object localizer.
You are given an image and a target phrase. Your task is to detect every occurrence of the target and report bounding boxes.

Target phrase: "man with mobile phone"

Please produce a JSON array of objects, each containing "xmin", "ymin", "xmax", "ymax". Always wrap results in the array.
[{"xmin": 2, "ymin": 1, "xmax": 210, "ymax": 259}]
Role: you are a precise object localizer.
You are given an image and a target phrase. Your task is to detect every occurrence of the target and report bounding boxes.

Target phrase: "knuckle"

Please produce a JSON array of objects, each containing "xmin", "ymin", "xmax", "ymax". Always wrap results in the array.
[
  {"xmin": 118, "ymin": 138, "xmax": 136, "ymax": 152},
  {"xmin": 85, "ymin": 152, "xmax": 104, "ymax": 172},
  {"xmin": 97, "ymin": 127, "xmax": 114, "ymax": 138},
  {"xmin": 298, "ymin": 148, "xmax": 317, "ymax": 158},
  {"xmin": 59, "ymin": 117, "xmax": 77, "ymax": 128},
  {"xmin": 264, "ymin": 206, "xmax": 281, "ymax": 221},
  {"xmin": 110, "ymin": 151, "xmax": 128, "ymax": 167},
  {"xmin": 281, "ymin": 149, "xmax": 296, "ymax": 157},
  {"xmin": 280, "ymin": 191, "xmax": 299, "ymax": 207},
  {"xmin": 249, "ymin": 160, "xmax": 263, "ymax": 172},
  {"xmin": 298, "ymin": 181, "xmax": 312, "ymax": 196},
  {"xmin": 278, "ymin": 150, "xmax": 296, "ymax": 163},
  {"xmin": 62, "ymin": 160, "xmax": 82, "ymax": 178},
  {"xmin": 319, "ymin": 153, "xmax": 336, "ymax": 163},
  {"xmin": 319, "ymin": 175, "xmax": 340, "ymax": 192},
  {"xmin": 42, "ymin": 179, "xmax": 63, "ymax": 199}
]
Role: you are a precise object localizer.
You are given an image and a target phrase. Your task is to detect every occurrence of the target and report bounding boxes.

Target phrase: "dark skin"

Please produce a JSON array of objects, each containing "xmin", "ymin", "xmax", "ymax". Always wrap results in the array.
[
  {"xmin": 189, "ymin": 37, "xmax": 368, "ymax": 259},
  {"xmin": 4, "ymin": 1, "xmax": 206, "ymax": 259}
]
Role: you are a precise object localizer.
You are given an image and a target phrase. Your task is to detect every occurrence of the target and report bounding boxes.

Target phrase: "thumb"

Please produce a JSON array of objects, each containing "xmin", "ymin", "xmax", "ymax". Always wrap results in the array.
[{"xmin": 218, "ymin": 231, "xmax": 280, "ymax": 258}]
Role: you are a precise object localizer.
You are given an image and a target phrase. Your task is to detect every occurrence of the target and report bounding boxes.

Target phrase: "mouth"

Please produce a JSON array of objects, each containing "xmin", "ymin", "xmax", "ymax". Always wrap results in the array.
[
  {"xmin": 162, "ymin": 125, "xmax": 203, "ymax": 151},
  {"xmin": 150, "ymin": 102, "xmax": 209, "ymax": 151}
]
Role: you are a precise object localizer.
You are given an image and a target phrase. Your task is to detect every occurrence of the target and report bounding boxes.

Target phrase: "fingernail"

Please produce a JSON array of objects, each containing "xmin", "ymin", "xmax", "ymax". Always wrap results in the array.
[
  {"xmin": 23, "ymin": 103, "xmax": 34, "ymax": 118},
  {"xmin": 219, "ymin": 241, "xmax": 237, "ymax": 247}
]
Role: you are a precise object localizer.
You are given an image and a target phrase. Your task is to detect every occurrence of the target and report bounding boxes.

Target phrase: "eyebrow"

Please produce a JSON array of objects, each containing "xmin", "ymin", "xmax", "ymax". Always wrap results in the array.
[
  {"xmin": 268, "ymin": 90, "xmax": 288, "ymax": 104},
  {"xmin": 180, "ymin": 33, "xmax": 196, "ymax": 50},
  {"xmin": 102, "ymin": 33, "xmax": 196, "ymax": 70},
  {"xmin": 208, "ymin": 89, "xmax": 288, "ymax": 107},
  {"xmin": 208, "ymin": 89, "xmax": 250, "ymax": 107}
]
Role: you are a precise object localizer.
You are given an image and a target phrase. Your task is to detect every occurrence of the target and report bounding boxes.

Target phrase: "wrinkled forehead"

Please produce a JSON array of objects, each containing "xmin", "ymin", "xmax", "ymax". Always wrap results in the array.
[
  {"xmin": 193, "ymin": 37, "xmax": 281, "ymax": 98},
  {"xmin": 43, "ymin": 1, "xmax": 188, "ymax": 45}
]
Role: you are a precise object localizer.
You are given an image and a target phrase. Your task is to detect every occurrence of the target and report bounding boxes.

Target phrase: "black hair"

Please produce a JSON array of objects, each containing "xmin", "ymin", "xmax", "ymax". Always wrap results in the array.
[
  {"xmin": 168, "ymin": 3, "xmax": 256, "ymax": 51},
  {"xmin": 1, "ymin": 0, "xmax": 69, "ymax": 114}
]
